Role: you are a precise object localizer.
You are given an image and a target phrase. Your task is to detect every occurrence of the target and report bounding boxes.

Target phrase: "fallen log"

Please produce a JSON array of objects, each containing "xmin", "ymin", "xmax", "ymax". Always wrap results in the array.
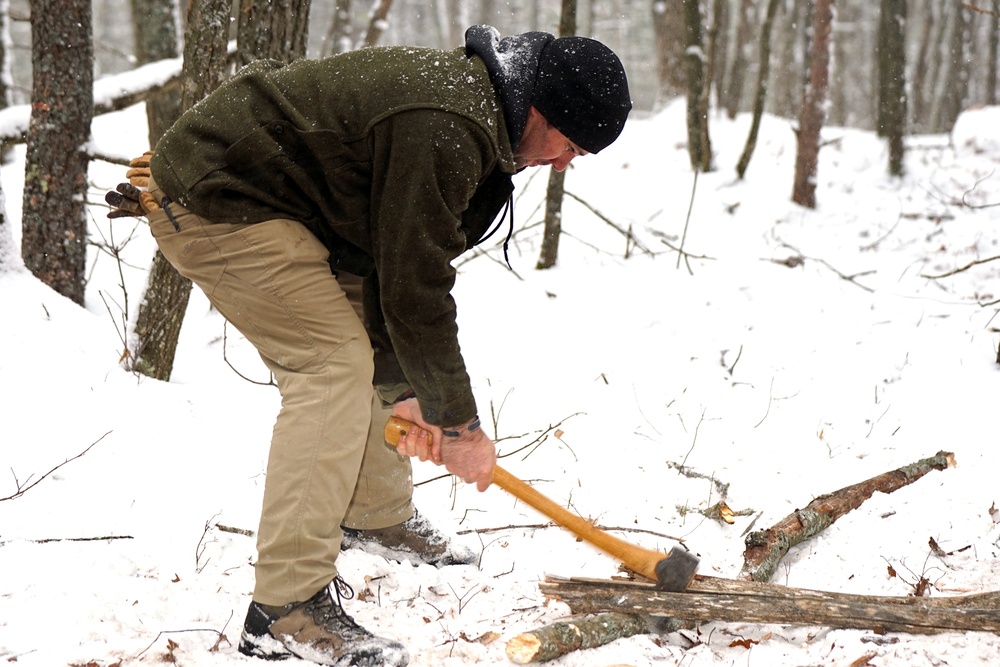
[
  {"xmin": 740, "ymin": 450, "xmax": 956, "ymax": 582},
  {"xmin": 505, "ymin": 612, "xmax": 647, "ymax": 664},
  {"xmin": 540, "ymin": 575, "xmax": 1000, "ymax": 635}
]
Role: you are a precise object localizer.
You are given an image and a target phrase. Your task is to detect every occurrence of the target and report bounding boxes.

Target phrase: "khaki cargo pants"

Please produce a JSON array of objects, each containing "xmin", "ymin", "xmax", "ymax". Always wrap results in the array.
[{"xmin": 147, "ymin": 181, "xmax": 413, "ymax": 606}]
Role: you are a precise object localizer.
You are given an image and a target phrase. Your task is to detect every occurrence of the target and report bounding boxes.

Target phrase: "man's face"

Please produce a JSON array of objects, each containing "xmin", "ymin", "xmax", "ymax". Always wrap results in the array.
[{"xmin": 514, "ymin": 107, "xmax": 589, "ymax": 172}]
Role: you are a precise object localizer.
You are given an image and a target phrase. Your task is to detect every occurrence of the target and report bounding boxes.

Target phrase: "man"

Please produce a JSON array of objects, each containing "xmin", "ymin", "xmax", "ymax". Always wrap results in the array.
[{"xmin": 108, "ymin": 25, "xmax": 630, "ymax": 666}]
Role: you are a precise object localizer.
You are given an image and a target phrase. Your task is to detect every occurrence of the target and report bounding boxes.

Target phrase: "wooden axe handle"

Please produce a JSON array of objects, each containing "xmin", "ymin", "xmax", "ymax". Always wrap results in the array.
[{"xmin": 384, "ymin": 416, "xmax": 666, "ymax": 583}]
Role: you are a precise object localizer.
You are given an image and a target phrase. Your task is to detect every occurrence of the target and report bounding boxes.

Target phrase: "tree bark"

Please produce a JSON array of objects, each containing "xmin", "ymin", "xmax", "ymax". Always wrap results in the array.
[
  {"xmin": 362, "ymin": 0, "xmax": 396, "ymax": 48},
  {"xmin": 540, "ymin": 575, "xmax": 1000, "ymax": 635},
  {"xmin": 723, "ymin": 0, "xmax": 755, "ymax": 119},
  {"xmin": 791, "ymin": 0, "xmax": 833, "ymax": 209},
  {"xmin": 131, "ymin": 0, "xmax": 231, "ymax": 380},
  {"xmin": 130, "ymin": 0, "xmax": 181, "ymax": 144},
  {"xmin": 989, "ymin": 0, "xmax": 999, "ymax": 106},
  {"xmin": 21, "ymin": 0, "xmax": 93, "ymax": 305},
  {"xmin": 937, "ymin": 1, "xmax": 968, "ymax": 133},
  {"xmin": 740, "ymin": 451, "xmax": 955, "ymax": 583},
  {"xmin": 735, "ymin": 0, "xmax": 780, "ymax": 179},
  {"xmin": 876, "ymin": 0, "xmax": 907, "ymax": 177},
  {"xmin": 506, "ymin": 612, "xmax": 648, "ymax": 664},
  {"xmin": 0, "ymin": 0, "xmax": 12, "ymax": 109},
  {"xmin": 237, "ymin": 0, "xmax": 312, "ymax": 67},
  {"xmin": 681, "ymin": 0, "xmax": 712, "ymax": 172},
  {"xmin": 322, "ymin": 0, "xmax": 354, "ymax": 56},
  {"xmin": 708, "ymin": 0, "xmax": 728, "ymax": 117},
  {"xmin": 651, "ymin": 0, "xmax": 687, "ymax": 109}
]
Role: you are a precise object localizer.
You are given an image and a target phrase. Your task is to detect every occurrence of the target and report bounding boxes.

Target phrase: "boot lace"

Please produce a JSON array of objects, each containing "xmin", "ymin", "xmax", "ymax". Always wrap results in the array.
[{"xmin": 309, "ymin": 576, "xmax": 367, "ymax": 636}]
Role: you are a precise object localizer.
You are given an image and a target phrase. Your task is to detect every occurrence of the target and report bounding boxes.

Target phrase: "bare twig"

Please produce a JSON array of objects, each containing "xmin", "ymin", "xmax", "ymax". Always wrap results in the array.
[
  {"xmin": 921, "ymin": 254, "xmax": 1000, "ymax": 280},
  {"xmin": 775, "ymin": 238, "xmax": 875, "ymax": 292},
  {"xmin": 3, "ymin": 535, "xmax": 133, "ymax": 545},
  {"xmin": 456, "ymin": 522, "xmax": 684, "ymax": 543},
  {"xmin": 222, "ymin": 321, "xmax": 276, "ymax": 386},
  {"xmin": 563, "ymin": 190, "xmax": 654, "ymax": 256},
  {"xmin": 2, "ymin": 432, "xmax": 112, "ymax": 502},
  {"xmin": 135, "ymin": 611, "xmax": 234, "ymax": 659},
  {"xmin": 676, "ymin": 169, "xmax": 700, "ymax": 274},
  {"xmin": 963, "ymin": 2, "xmax": 999, "ymax": 18}
]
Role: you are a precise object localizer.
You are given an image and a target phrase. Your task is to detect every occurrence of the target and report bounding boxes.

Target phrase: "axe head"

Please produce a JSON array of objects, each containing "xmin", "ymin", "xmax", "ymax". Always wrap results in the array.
[{"xmin": 654, "ymin": 546, "xmax": 699, "ymax": 592}]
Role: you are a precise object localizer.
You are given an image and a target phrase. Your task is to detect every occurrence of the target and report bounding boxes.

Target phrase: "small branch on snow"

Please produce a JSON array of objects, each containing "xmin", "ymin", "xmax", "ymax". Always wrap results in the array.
[
  {"xmin": 773, "ymin": 238, "xmax": 875, "ymax": 292},
  {"xmin": 563, "ymin": 190, "xmax": 655, "ymax": 257},
  {"xmin": 1, "ymin": 535, "xmax": 134, "ymax": 546},
  {"xmin": 216, "ymin": 523, "xmax": 255, "ymax": 537},
  {"xmin": 134, "ymin": 610, "xmax": 235, "ymax": 659},
  {"xmin": 920, "ymin": 253, "xmax": 1000, "ymax": 280},
  {"xmin": 1, "ymin": 431, "xmax": 112, "ymax": 502},
  {"xmin": 456, "ymin": 522, "xmax": 684, "ymax": 543}
]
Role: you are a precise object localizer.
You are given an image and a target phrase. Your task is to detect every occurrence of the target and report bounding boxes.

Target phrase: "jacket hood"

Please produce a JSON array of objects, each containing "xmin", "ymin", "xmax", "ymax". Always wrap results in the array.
[{"xmin": 464, "ymin": 25, "xmax": 554, "ymax": 152}]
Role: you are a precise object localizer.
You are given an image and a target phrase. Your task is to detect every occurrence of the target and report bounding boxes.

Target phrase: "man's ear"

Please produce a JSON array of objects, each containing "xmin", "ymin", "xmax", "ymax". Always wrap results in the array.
[{"xmin": 525, "ymin": 105, "xmax": 549, "ymax": 130}]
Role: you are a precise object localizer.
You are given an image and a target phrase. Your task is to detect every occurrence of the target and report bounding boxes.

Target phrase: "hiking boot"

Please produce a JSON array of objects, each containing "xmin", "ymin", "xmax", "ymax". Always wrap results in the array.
[
  {"xmin": 341, "ymin": 511, "xmax": 477, "ymax": 567},
  {"xmin": 238, "ymin": 578, "xmax": 408, "ymax": 666}
]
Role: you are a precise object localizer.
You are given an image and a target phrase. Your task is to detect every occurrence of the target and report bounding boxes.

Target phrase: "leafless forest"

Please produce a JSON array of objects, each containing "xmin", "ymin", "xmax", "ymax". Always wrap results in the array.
[
  {"xmin": 2, "ymin": 0, "xmax": 996, "ymax": 344},
  {"xmin": 4, "ymin": 0, "xmax": 996, "ymax": 134}
]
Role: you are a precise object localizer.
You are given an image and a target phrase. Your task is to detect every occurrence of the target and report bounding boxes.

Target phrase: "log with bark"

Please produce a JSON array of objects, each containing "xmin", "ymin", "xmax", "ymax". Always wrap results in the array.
[
  {"xmin": 540, "ymin": 575, "xmax": 1000, "ymax": 635},
  {"xmin": 740, "ymin": 450, "xmax": 956, "ymax": 582},
  {"xmin": 505, "ymin": 612, "xmax": 648, "ymax": 664},
  {"xmin": 526, "ymin": 450, "xmax": 972, "ymax": 661}
]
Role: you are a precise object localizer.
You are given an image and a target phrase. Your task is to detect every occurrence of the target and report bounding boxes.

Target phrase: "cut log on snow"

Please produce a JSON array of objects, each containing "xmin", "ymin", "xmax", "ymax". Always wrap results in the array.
[
  {"xmin": 740, "ymin": 450, "xmax": 956, "ymax": 582},
  {"xmin": 505, "ymin": 612, "xmax": 647, "ymax": 664},
  {"xmin": 540, "ymin": 576, "xmax": 1000, "ymax": 635}
]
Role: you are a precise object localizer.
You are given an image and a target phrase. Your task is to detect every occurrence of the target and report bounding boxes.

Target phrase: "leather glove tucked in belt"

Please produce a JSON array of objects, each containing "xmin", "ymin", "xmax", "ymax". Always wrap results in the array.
[{"xmin": 105, "ymin": 151, "xmax": 160, "ymax": 218}]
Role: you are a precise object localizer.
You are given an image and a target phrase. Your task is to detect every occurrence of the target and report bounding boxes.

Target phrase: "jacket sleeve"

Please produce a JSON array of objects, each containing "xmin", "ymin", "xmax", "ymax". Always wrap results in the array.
[{"xmin": 367, "ymin": 109, "xmax": 498, "ymax": 426}]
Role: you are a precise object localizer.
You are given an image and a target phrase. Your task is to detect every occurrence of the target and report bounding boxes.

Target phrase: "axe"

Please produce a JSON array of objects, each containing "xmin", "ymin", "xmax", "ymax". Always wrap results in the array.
[{"xmin": 384, "ymin": 416, "xmax": 699, "ymax": 592}]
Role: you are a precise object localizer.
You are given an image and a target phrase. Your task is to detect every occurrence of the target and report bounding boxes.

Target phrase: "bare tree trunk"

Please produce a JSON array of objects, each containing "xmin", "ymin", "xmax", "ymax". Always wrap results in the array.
[
  {"xmin": 536, "ymin": 171, "xmax": 565, "ymax": 270},
  {"xmin": 925, "ymin": 0, "xmax": 951, "ymax": 132},
  {"xmin": 21, "ymin": 0, "xmax": 92, "ymax": 305},
  {"xmin": 989, "ymin": 0, "xmax": 999, "ymax": 106},
  {"xmin": 876, "ymin": 0, "xmax": 907, "ymax": 177},
  {"xmin": 536, "ymin": 0, "xmax": 577, "ymax": 271},
  {"xmin": 651, "ymin": 0, "xmax": 686, "ymax": 110},
  {"xmin": 131, "ymin": 0, "xmax": 181, "ymax": 145},
  {"xmin": 722, "ymin": 0, "xmax": 754, "ymax": 119},
  {"xmin": 708, "ymin": 0, "xmax": 728, "ymax": 113},
  {"xmin": 791, "ymin": 0, "xmax": 833, "ymax": 209},
  {"xmin": 323, "ymin": 0, "xmax": 354, "ymax": 56},
  {"xmin": 936, "ymin": 1, "xmax": 969, "ymax": 132},
  {"xmin": 237, "ymin": 0, "xmax": 312, "ymax": 66},
  {"xmin": 362, "ymin": 0, "xmax": 395, "ymax": 48},
  {"xmin": 0, "ymin": 0, "xmax": 12, "ymax": 109},
  {"xmin": 909, "ymin": 1, "xmax": 934, "ymax": 132},
  {"xmin": 131, "ymin": 0, "xmax": 231, "ymax": 380},
  {"xmin": 735, "ymin": 0, "xmax": 780, "ymax": 179},
  {"xmin": 772, "ymin": 0, "xmax": 807, "ymax": 120},
  {"xmin": 681, "ymin": 0, "xmax": 712, "ymax": 172}
]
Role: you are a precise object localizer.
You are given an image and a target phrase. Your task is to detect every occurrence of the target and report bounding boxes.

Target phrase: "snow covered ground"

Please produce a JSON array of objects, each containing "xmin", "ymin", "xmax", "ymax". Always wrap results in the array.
[{"xmin": 2, "ymin": 99, "xmax": 999, "ymax": 666}]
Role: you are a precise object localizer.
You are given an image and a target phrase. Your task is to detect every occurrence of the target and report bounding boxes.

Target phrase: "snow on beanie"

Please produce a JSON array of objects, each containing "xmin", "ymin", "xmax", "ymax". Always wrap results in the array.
[{"xmin": 530, "ymin": 36, "xmax": 632, "ymax": 154}]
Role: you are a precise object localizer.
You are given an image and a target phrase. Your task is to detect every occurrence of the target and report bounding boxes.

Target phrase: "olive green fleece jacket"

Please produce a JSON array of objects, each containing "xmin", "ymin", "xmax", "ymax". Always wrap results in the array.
[{"xmin": 150, "ymin": 46, "xmax": 517, "ymax": 427}]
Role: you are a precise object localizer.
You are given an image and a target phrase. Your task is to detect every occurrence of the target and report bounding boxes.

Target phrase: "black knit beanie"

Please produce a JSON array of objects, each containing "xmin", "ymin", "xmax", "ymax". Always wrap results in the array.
[{"xmin": 530, "ymin": 36, "xmax": 632, "ymax": 154}]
